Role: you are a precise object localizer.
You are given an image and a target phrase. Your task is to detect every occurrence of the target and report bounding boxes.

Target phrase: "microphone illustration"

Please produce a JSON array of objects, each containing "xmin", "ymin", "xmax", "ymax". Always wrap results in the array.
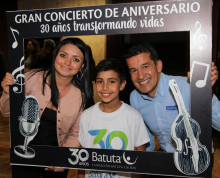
[{"xmin": 14, "ymin": 95, "xmax": 40, "ymax": 159}]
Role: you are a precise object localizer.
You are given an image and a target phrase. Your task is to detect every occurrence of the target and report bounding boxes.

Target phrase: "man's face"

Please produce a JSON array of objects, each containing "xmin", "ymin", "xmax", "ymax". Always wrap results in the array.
[{"xmin": 126, "ymin": 52, "xmax": 162, "ymax": 98}]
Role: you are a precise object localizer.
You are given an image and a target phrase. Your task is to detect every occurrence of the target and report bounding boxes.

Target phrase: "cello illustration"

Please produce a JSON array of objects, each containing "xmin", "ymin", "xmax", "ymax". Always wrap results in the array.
[{"xmin": 169, "ymin": 79, "xmax": 210, "ymax": 175}]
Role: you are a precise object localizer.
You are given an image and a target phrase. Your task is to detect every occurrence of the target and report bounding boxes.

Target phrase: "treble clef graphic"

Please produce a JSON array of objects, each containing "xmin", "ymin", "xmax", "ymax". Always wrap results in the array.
[
  {"xmin": 193, "ymin": 21, "xmax": 207, "ymax": 51},
  {"xmin": 12, "ymin": 57, "xmax": 25, "ymax": 94}
]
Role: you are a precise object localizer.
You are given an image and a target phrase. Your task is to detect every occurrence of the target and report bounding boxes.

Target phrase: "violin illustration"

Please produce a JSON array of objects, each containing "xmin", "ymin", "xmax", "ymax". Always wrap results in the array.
[{"xmin": 169, "ymin": 79, "xmax": 210, "ymax": 175}]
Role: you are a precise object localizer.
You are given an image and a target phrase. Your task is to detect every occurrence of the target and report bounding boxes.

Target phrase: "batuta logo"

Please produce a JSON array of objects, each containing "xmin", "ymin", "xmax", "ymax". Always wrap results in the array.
[
  {"xmin": 92, "ymin": 152, "xmax": 138, "ymax": 165},
  {"xmin": 123, "ymin": 152, "xmax": 138, "ymax": 165},
  {"xmin": 68, "ymin": 148, "xmax": 138, "ymax": 166}
]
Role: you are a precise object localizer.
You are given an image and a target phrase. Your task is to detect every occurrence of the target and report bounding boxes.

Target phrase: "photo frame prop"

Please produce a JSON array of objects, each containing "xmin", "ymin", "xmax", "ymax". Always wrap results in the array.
[{"xmin": 7, "ymin": 0, "xmax": 212, "ymax": 177}]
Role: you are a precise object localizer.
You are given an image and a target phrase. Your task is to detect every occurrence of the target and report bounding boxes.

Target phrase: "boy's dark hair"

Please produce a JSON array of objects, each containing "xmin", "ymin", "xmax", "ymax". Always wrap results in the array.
[
  {"xmin": 95, "ymin": 58, "xmax": 126, "ymax": 83},
  {"xmin": 123, "ymin": 42, "xmax": 160, "ymax": 64}
]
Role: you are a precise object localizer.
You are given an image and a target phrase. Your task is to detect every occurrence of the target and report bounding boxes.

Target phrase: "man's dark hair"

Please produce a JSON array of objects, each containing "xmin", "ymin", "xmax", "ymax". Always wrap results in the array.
[
  {"xmin": 43, "ymin": 39, "xmax": 56, "ymax": 51},
  {"xmin": 95, "ymin": 58, "xmax": 126, "ymax": 83},
  {"xmin": 124, "ymin": 42, "xmax": 160, "ymax": 64}
]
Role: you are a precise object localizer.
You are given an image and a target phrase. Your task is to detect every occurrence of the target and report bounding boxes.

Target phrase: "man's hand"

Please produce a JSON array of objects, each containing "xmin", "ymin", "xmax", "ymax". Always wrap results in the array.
[{"xmin": 211, "ymin": 62, "xmax": 218, "ymax": 87}]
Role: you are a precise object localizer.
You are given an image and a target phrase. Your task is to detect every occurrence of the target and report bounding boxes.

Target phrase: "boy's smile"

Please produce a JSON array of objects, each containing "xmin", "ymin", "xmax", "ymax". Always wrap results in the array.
[{"xmin": 100, "ymin": 93, "xmax": 111, "ymax": 97}]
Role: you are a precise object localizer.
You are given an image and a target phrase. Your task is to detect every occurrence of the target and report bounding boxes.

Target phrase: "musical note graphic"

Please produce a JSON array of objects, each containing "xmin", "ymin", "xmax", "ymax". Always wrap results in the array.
[
  {"xmin": 12, "ymin": 56, "xmax": 25, "ymax": 94},
  {"xmin": 193, "ymin": 21, "xmax": 207, "ymax": 51},
  {"xmin": 170, "ymin": 79, "xmax": 210, "ymax": 175},
  {"xmin": 10, "ymin": 27, "xmax": 19, "ymax": 49},
  {"xmin": 190, "ymin": 61, "xmax": 210, "ymax": 88}
]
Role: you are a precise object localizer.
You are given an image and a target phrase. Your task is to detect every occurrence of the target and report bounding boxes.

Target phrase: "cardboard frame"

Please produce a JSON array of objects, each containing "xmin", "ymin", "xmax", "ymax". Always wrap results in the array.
[{"xmin": 7, "ymin": 0, "xmax": 213, "ymax": 177}]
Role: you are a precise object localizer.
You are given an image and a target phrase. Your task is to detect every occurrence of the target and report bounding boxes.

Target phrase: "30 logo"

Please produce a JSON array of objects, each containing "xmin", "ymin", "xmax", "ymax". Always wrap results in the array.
[
  {"xmin": 89, "ymin": 129, "xmax": 128, "ymax": 150},
  {"xmin": 68, "ymin": 148, "xmax": 89, "ymax": 165}
]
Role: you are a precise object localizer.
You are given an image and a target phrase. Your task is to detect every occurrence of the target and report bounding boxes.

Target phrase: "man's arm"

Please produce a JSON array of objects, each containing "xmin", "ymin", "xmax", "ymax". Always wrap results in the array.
[
  {"xmin": 209, "ymin": 62, "xmax": 220, "ymax": 131},
  {"xmin": 211, "ymin": 95, "xmax": 220, "ymax": 132}
]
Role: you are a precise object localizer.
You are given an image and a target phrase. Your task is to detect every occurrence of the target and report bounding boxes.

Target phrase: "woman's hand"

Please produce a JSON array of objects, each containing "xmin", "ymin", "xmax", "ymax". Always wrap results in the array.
[
  {"xmin": 1, "ymin": 72, "xmax": 16, "ymax": 94},
  {"xmin": 45, "ymin": 166, "xmax": 65, "ymax": 172}
]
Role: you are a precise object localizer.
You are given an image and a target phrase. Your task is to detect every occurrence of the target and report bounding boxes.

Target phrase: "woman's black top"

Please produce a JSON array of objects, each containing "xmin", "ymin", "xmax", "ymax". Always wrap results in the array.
[{"xmin": 30, "ymin": 107, "xmax": 58, "ymax": 146}]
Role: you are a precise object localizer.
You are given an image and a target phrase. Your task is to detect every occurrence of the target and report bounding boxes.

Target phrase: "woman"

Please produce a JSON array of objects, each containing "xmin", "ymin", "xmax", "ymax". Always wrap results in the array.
[
  {"xmin": 24, "ymin": 39, "xmax": 42, "ymax": 72},
  {"xmin": 0, "ymin": 38, "xmax": 95, "ymax": 177}
]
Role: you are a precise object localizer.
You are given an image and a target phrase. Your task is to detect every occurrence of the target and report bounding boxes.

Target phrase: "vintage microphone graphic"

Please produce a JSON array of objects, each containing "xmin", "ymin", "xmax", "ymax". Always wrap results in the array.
[{"xmin": 14, "ymin": 95, "xmax": 40, "ymax": 159}]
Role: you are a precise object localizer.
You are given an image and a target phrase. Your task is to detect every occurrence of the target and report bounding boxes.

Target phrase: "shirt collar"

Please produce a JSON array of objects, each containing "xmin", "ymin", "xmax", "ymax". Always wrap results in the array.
[{"xmin": 157, "ymin": 72, "xmax": 167, "ymax": 97}]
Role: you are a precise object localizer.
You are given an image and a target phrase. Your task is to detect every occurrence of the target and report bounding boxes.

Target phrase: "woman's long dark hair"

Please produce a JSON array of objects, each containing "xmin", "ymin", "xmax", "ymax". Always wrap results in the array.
[{"xmin": 43, "ymin": 37, "xmax": 95, "ymax": 110}]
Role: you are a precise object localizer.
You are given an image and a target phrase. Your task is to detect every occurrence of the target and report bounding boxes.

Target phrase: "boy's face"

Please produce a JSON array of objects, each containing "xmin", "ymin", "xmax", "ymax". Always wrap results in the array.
[{"xmin": 96, "ymin": 70, "xmax": 126, "ymax": 105}]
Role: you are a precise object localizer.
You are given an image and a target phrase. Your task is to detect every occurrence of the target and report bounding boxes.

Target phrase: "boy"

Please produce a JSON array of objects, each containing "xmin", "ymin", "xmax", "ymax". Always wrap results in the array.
[{"xmin": 78, "ymin": 58, "xmax": 150, "ymax": 178}]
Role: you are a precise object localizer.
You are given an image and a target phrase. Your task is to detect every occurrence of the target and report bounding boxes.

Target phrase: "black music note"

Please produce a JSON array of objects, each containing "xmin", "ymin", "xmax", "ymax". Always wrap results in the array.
[
  {"xmin": 190, "ymin": 61, "xmax": 210, "ymax": 88},
  {"xmin": 12, "ymin": 56, "xmax": 25, "ymax": 94},
  {"xmin": 10, "ymin": 27, "xmax": 19, "ymax": 49}
]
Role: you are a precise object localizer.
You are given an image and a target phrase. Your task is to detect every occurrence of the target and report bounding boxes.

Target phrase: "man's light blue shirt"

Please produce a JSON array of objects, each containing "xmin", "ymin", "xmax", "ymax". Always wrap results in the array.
[{"xmin": 130, "ymin": 72, "xmax": 220, "ymax": 152}]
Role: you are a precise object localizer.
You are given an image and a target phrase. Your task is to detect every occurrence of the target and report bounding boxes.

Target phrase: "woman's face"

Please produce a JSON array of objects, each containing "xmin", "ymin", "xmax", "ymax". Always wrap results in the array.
[
  {"xmin": 55, "ymin": 43, "xmax": 84, "ymax": 80},
  {"xmin": 27, "ymin": 41, "xmax": 34, "ymax": 52}
]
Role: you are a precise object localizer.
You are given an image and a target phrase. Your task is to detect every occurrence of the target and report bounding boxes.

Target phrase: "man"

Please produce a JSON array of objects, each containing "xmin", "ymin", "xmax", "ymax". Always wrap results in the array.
[
  {"xmin": 37, "ymin": 39, "xmax": 56, "ymax": 69},
  {"xmin": 124, "ymin": 42, "xmax": 220, "ymax": 153}
]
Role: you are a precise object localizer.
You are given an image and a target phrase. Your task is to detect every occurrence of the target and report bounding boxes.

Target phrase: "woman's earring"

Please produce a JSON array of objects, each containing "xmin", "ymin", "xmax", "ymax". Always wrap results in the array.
[{"xmin": 76, "ymin": 70, "xmax": 83, "ymax": 80}]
